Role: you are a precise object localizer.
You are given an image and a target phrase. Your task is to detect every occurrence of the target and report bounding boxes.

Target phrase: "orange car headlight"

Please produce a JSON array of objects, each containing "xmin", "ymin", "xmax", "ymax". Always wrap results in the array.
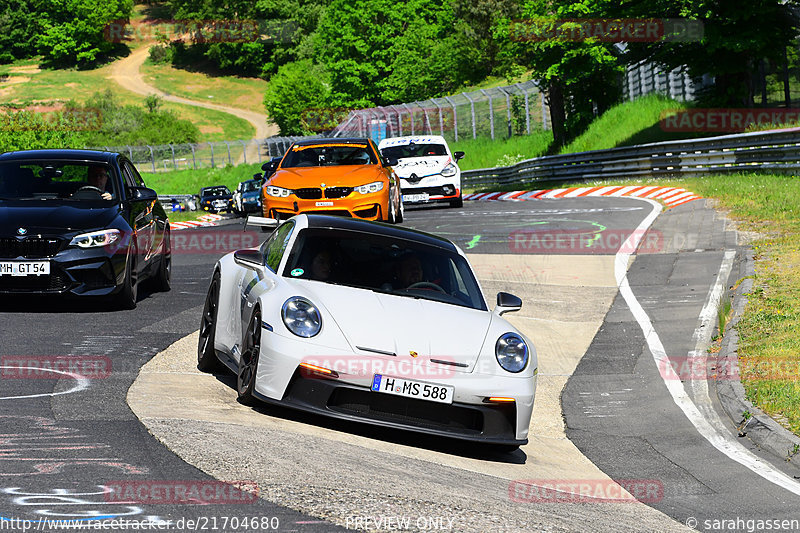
[
  {"xmin": 266, "ymin": 185, "xmax": 292, "ymax": 198},
  {"xmin": 354, "ymin": 181, "xmax": 385, "ymax": 194}
]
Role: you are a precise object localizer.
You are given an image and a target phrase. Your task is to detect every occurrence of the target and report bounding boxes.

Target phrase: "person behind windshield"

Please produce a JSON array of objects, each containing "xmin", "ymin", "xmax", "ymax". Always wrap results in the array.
[
  {"xmin": 83, "ymin": 166, "xmax": 112, "ymax": 200},
  {"xmin": 310, "ymin": 249, "xmax": 333, "ymax": 281},
  {"xmin": 396, "ymin": 254, "xmax": 424, "ymax": 288}
]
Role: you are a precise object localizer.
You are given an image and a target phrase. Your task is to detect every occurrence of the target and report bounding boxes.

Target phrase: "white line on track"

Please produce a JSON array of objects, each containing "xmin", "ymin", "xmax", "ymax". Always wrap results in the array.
[
  {"xmin": 616, "ymin": 198, "xmax": 800, "ymax": 497},
  {"xmin": 0, "ymin": 366, "xmax": 89, "ymax": 400}
]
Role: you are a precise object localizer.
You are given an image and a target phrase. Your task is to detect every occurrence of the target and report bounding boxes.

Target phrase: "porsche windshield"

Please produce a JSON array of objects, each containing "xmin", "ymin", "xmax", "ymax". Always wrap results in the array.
[
  {"xmin": 380, "ymin": 143, "xmax": 448, "ymax": 160},
  {"xmin": 281, "ymin": 144, "xmax": 378, "ymax": 167},
  {"xmin": 283, "ymin": 228, "xmax": 487, "ymax": 311},
  {"xmin": 0, "ymin": 160, "xmax": 117, "ymax": 203}
]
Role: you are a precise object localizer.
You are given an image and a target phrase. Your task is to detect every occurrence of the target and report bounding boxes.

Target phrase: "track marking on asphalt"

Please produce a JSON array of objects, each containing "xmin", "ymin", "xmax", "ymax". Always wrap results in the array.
[
  {"xmin": 0, "ymin": 367, "xmax": 89, "ymax": 400},
  {"xmin": 616, "ymin": 198, "xmax": 800, "ymax": 497}
]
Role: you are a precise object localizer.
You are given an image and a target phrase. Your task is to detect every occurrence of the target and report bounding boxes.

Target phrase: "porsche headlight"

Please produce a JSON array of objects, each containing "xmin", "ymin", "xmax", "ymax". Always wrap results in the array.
[
  {"xmin": 440, "ymin": 162, "xmax": 458, "ymax": 178},
  {"xmin": 355, "ymin": 181, "xmax": 384, "ymax": 194},
  {"xmin": 69, "ymin": 229, "xmax": 121, "ymax": 249},
  {"xmin": 266, "ymin": 186, "xmax": 292, "ymax": 198},
  {"xmin": 281, "ymin": 297, "xmax": 322, "ymax": 337},
  {"xmin": 495, "ymin": 333, "xmax": 528, "ymax": 373}
]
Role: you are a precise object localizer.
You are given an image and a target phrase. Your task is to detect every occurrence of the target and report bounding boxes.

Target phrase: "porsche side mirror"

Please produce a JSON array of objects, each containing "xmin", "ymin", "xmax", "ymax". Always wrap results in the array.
[
  {"xmin": 453, "ymin": 151, "xmax": 465, "ymax": 161},
  {"xmin": 495, "ymin": 292, "xmax": 522, "ymax": 315},
  {"xmin": 245, "ymin": 215, "xmax": 279, "ymax": 232},
  {"xmin": 234, "ymin": 249, "xmax": 265, "ymax": 272}
]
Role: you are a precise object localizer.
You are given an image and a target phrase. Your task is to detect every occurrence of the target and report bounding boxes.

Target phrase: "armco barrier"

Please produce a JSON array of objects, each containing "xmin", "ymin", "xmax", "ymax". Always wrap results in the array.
[{"xmin": 461, "ymin": 128, "xmax": 800, "ymax": 188}]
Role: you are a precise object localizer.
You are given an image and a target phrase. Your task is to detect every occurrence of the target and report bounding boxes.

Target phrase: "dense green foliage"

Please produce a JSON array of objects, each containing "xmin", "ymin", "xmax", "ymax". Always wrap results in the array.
[
  {"xmin": 262, "ymin": 60, "xmax": 330, "ymax": 135},
  {"xmin": 0, "ymin": 0, "xmax": 132, "ymax": 66}
]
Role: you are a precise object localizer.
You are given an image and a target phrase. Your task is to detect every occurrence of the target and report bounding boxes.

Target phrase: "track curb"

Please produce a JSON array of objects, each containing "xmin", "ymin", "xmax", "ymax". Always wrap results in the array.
[
  {"xmin": 465, "ymin": 185, "xmax": 700, "ymax": 208},
  {"xmin": 716, "ymin": 249, "xmax": 800, "ymax": 464}
]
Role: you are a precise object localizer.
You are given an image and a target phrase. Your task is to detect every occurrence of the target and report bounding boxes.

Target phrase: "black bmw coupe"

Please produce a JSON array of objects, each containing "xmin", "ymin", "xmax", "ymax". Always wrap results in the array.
[{"xmin": 0, "ymin": 149, "xmax": 171, "ymax": 309}]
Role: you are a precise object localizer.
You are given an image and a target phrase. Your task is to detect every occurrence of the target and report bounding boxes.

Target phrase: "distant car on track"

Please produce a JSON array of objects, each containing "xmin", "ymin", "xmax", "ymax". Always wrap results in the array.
[
  {"xmin": 260, "ymin": 138, "xmax": 403, "ymax": 223},
  {"xmin": 199, "ymin": 185, "xmax": 234, "ymax": 213},
  {"xmin": 197, "ymin": 214, "xmax": 536, "ymax": 448},
  {"xmin": 378, "ymin": 135, "xmax": 464, "ymax": 208},
  {"xmin": 0, "ymin": 149, "xmax": 171, "ymax": 308},
  {"xmin": 233, "ymin": 178, "xmax": 263, "ymax": 215}
]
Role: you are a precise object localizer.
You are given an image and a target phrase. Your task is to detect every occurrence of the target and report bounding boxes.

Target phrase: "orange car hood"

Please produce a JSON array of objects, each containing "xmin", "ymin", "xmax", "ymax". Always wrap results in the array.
[{"xmin": 268, "ymin": 165, "xmax": 386, "ymax": 187}]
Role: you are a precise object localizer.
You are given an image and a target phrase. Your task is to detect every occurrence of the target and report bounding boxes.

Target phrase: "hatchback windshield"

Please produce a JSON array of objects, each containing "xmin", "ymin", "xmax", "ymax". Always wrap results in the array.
[
  {"xmin": 202, "ymin": 187, "xmax": 231, "ymax": 197},
  {"xmin": 283, "ymin": 228, "xmax": 486, "ymax": 311},
  {"xmin": 380, "ymin": 143, "xmax": 448, "ymax": 160},
  {"xmin": 0, "ymin": 160, "xmax": 117, "ymax": 202},
  {"xmin": 281, "ymin": 144, "xmax": 377, "ymax": 168},
  {"xmin": 242, "ymin": 180, "xmax": 260, "ymax": 193}
]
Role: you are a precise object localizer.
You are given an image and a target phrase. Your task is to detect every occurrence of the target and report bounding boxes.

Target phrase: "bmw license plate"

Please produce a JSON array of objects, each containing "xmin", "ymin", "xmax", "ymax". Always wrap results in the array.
[
  {"xmin": 402, "ymin": 193, "xmax": 429, "ymax": 203},
  {"xmin": 371, "ymin": 374, "xmax": 453, "ymax": 404},
  {"xmin": 0, "ymin": 261, "xmax": 50, "ymax": 276}
]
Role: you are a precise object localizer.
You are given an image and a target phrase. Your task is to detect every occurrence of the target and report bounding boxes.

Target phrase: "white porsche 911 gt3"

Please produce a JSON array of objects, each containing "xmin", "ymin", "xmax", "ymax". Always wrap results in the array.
[{"xmin": 198, "ymin": 214, "xmax": 536, "ymax": 448}]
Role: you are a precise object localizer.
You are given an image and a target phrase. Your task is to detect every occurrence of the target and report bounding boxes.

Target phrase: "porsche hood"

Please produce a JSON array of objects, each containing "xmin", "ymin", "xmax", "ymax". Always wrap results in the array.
[{"xmin": 295, "ymin": 281, "xmax": 490, "ymax": 373}]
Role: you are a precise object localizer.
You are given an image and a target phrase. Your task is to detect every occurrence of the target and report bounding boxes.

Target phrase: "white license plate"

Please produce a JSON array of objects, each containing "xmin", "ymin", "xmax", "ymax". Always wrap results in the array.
[
  {"xmin": 371, "ymin": 374, "xmax": 453, "ymax": 404},
  {"xmin": 0, "ymin": 262, "xmax": 50, "ymax": 276},
  {"xmin": 402, "ymin": 193, "xmax": 429, "ymax": 203},
  {"xmin": 315, "ymin": 201, "xmax": 334, "ymax": 207}
]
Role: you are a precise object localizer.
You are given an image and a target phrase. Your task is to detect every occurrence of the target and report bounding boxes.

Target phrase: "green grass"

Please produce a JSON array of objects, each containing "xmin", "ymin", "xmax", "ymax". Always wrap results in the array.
[
  {"xmin": 142, "ymin": 162, "xmax": 263, "ymax": 195},
  {"xmin": 141, "ymin": 61, "xmax": 268, "ymax": 113},
  {"xmin": 0, "ymin": 57, "xmax": 253, "ymax": 142},
  {"xmin": 560, "ymin": 94, "xmax": 700, "ymax": 154},
  {"xmin": 451, "ymin": 131, "xmax": 553, "ymax": 171}
]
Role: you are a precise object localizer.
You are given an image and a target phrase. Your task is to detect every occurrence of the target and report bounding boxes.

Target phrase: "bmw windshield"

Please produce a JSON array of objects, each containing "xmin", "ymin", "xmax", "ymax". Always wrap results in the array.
[
  {"xmin": 281, "ymin": 144, "xmax": 378, "ymax": 167},
  {"xmin": 0, "ymin": 160, "xmax": 117, "ymax": 204},
  {"xmin": 283, "ymin": 228, "xmax": 487, "ymax": 311}
]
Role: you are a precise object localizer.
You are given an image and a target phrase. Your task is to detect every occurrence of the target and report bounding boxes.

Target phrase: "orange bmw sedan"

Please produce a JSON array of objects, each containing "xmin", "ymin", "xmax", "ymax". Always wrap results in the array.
[{"xmin": 260, "ymin": 138, "xmax": 403, "ymax": 223}]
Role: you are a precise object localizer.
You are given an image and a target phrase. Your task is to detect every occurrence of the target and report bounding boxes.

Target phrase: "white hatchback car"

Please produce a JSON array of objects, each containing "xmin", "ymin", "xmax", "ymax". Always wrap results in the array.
[
  {"xmin": 198, "ymin": 214, "xmax": 536, "ymax": 449},
  {"xmin": 378, "ymin": 135, "xmax": 464, "ymax": 208}
]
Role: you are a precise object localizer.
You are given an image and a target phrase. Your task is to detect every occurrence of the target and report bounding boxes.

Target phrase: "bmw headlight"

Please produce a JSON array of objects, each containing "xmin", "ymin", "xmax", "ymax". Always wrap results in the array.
[
  {"xmin": 282, "ymin": 297, "xmax": 322, "ymax": 337},
  {"xmin": 69, "ymin": 229, "xmax": 121, "ymax": 249},
  {"xmin": 266, "ymin": 186, "xmax": 292, "ymax": 198},
  {"xmin": 495, "ymin": 333, "xmax": 528, "ymax": 373},
  {"xmin": 440, "ymin": 162, "xmax": 458, "ymax": 178},
  {"xmin": 355, "ymin": 181, "xmax": 384, "ymax": 194}
]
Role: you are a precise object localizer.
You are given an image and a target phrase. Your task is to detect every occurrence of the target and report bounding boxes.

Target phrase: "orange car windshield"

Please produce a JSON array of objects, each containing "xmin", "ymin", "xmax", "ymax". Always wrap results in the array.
[{"xmin": 282, "ymin": 144, "xmax": 377, "ymax": 168}]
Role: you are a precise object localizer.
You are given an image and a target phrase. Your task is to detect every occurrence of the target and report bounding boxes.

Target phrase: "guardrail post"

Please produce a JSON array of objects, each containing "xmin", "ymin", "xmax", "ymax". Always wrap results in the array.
[
  {"xmin": 190, "ymin": 144, "xmax": 197, "ymax": 169},
  {"xmin": 210, "ymin": 143, "xmax": 215, "ymax": 168},
  {"xmin": 431, "ymin": 99, "xmax": 444, "ymax": 136},
  {"xmin": 499, "ymin": 87, "xmax": 512, "ymax": 138},
  {"xmin": 479, "ymin": 90, "xmax": 495, "ymax": 140},
  {"xmin": 391, "ymin": 105, "xmax": 403, "ymax": 136},
  {"xmin": 463, "ymin": 92, "xmax": 477, "ymax": 139},
  {"xmin": 240, "ymin": 140, "xmax": 247, "ymax": 164},
  {"xmin": 224, "ymin": 141, "xmax": 232, "ymax": 165},
  {"xmin": 516, "ymin": 83, "xmax": 531, "ymax": 135},
  {"xmin": 127, "ymin": 146, "xmax": 133, "ymax": 161},
  {"xmin": 541, "ymin": 92, "xmax": 548, "ymax": 131},
  {"xmin": 148, "ymin": 145, "xmax": 155, "ymax": 173},
  {"xmin": 402, "ymin": 103, "xmax": 414, "ymax": 135},
  {"xmin": 169, "ymin": 144, "xmax": 176, "ymax": 170}
]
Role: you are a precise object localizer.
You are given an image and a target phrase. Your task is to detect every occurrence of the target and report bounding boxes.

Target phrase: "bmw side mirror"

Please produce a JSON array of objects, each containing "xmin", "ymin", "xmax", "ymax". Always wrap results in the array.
[
  {"xmin": 130, "ymin": 186, "xmax": 158, "ymax": 202},
  {"xmin": 495, "ymin": 292, "xmax": 522, "ymax": 315},
  {"xmin": 234, "ymin": 249, "xmax": 266, "ymax": 272},
  {"xmin": 385, "ymin": 157, "xmax": 399, "ymax": 167},
  {"xmin": 253, "ymin": 173, "xmax": 262, "ymax": 180},
  {"xmin": 453, "ymin": 151, "xmax": 465, "ymax": 161}
]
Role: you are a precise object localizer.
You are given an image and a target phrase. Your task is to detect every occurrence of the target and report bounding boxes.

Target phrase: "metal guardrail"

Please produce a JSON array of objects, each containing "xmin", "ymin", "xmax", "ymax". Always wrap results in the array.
[{"xmin": 461, "ymin": 128, "xmax": 800, "ymax": 188}]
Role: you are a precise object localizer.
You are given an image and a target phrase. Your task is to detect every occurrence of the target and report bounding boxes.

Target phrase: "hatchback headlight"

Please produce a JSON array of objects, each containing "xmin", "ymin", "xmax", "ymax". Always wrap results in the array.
[
  {"xmin": 266, "ymin": 186, "xmax": 292, "ymax": 198},
  {"xmin": 495, "ymin": 333, "xmax": 529, "ymax": 373},
  {"xmin": 441, "ymin": 162, "xmax": 458, "ymax": 178},
  {"xmin": 355, "ymin": 181, "xmax": 384, "ymax": 194},
  {"xmin": 282, "ymin": 297, "xmax": 322, "ymax": 337},
  {"xmin": 69, "ymin": 229, "xmax": 121, "ymax": 249}
]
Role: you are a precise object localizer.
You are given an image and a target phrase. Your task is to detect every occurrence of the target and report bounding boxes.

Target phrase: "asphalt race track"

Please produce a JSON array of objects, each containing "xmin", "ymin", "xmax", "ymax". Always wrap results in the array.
[{"xmin": 0, "ymin": 197, "xmax": 798, "ymax": 532}]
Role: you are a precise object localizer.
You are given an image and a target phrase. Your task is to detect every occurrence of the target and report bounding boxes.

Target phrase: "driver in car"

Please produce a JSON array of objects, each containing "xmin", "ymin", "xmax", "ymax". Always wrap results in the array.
[
  {"xmin": 76, "ymin": 166, "xmax": 112, "ymax": 200},
  {"xmin": 397, "ymin": 254, "xmax": 424, "ymax": 288}
]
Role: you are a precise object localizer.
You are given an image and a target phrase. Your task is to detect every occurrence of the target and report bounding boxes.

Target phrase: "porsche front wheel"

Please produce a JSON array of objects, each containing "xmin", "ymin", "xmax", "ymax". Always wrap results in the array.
[
  {"xmin": 237, "ymin": 308, "xmax": 261, "ymax": 406},
  {"xmin": 197, "ymin": 272, "xmax": 222, "ymax": 372}
]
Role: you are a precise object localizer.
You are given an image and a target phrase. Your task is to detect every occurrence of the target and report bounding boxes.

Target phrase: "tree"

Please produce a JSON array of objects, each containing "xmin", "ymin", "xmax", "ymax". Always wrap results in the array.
[{"xmin": 262, "ymin": 59, "xmax": 330, "ymax": 135}]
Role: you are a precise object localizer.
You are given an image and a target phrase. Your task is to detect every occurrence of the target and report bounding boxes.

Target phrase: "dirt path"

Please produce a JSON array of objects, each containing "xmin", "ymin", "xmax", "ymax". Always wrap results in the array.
[{"xmin": 109, "ymin": 45, "xmax": 277, "ymax": 162}]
